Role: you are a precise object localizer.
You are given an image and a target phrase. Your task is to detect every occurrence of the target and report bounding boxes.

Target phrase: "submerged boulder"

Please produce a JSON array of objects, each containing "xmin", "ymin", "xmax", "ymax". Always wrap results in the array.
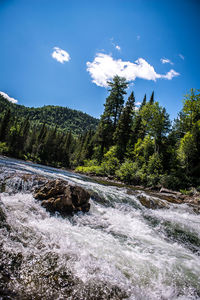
[{"xmin": 34, "ymin": 179, "xmax": 90, "ymax": 215}]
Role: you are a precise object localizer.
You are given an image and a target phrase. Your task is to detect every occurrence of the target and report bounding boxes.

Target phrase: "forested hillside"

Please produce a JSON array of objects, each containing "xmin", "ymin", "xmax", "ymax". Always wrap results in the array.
[{"xmin": 0, "ymin": 95, "xmax": 99, "ymax": 135}]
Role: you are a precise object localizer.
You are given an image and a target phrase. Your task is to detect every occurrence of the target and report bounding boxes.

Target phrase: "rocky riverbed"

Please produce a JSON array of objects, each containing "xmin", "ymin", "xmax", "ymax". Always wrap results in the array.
[{"xmin": 0, "ymin": 156, "xmax": 200, "ymax": 299}]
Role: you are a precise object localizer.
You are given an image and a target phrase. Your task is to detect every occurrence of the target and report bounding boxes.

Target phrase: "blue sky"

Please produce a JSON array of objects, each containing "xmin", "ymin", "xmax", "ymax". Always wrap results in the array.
[{"xmin": 0, "ymin": 0, "xmax": 199, "ymax": 120}]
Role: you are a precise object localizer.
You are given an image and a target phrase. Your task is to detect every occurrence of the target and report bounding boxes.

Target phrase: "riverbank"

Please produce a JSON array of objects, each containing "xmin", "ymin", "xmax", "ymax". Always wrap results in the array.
[
  {"xmin": 74, "ymin": 171, "xmax": 200, "ymax": 211},
  {"xmin": 1, "ymin": 155, "xmax": 200, "ymax": 211}
]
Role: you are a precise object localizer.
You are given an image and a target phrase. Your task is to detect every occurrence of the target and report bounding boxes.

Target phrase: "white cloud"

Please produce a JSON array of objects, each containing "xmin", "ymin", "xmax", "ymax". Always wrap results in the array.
[
  {"xmin": 86, "ymin": 53, "xmax": 180, "ymax": 87},
  {"xmin": 116, "ymin": 45, "xmax": 121, "ymax": 51},
  {"xmin": 161, "ymin": 58, "xmax": 173, "ymax": 65},
  {"xmin": 179, "ymin": 54, "xmax": 184, "ymax": 60},
  {"xmin": 159, "ymin": 69, "xmax": 180, "ymax": 80},
  {"xmin": 52, "ymin": 47, "xmax": 70, "ymax": 63},
  {"xmin": 0, "ymin": 91, "xmax": 18, "ymax": 104},
  {"xmin": 135, "ymin": 101, "xmax": 141, "ymax": 106}
]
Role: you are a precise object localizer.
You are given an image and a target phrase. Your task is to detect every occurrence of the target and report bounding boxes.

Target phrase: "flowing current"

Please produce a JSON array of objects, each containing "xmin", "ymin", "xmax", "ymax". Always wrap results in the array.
[{"xmin": 0, "ymin": 157, "xmax": 200, "ymax": 299}]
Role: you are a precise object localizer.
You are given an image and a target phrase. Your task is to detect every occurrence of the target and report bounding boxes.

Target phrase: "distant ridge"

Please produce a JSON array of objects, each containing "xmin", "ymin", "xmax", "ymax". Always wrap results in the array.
[{"xmin": 0, "ymin": 95, "xmax": 99, "ymax": 135}]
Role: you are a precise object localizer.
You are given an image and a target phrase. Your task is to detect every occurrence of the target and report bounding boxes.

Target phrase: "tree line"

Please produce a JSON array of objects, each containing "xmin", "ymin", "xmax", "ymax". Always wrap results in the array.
[
  {"xmin": 0, "ymin": 95, "xmax": 99, "ymax": 135},
  {"xmin": 76, "ymin": 76, "xmax": 200, "ymax": 190},
  {"xmin": 0, "ymin": 77, "xmax": 199, "ymax": 190}
]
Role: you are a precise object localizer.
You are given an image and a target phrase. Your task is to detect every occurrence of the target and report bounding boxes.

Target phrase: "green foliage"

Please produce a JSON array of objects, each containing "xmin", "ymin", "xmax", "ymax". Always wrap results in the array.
[
  {"xmin": 146, "ymin": 174, "xmax": 161, "ymax": 187},
  {"xmin": 139, "ymin": 94, "xmax": 146, "ymax": 110},
  {"xmin": 106, "ymin": 75, "xmax": 128, "ymax": 128},
  {"xmin": 1, "ymin": 79, "xmax": 199, "ymax": 190},
  {"xmin": 101, "ymin": 146, "xmax": 119, "ymax": 175},
  {"xmin": 147, "ymin": 152, "xmax": 163, "ymax": 175},
  {"xmin": 114, "ymin": 91, "xmax": 135, "ymax": 160},
  {"xmin": 115, "ymin": 160, "xmax": 138, "ymax": 183},
  {"xmin": 133, "ymin": 135, "xmax": 154, "ymax": 163},
  {"xmin": 75, "ymin": 159, "xmax": 104, "ymax": 175},
  {"xmin": 83, "ymin": 159, "xmax": 99, "ymax": 167},
  {"xmin": 177, "ymin": 131, "xmax": 197, "ymax": 169},
  {"xmin": 0, "ymin": 95, "xmax": 99, "ymax": 135},
  {"xmin": 75, "ymin": 87, "xmax": 200, "ymax": 189},
  {"xmin": 159, "ymin": 174, "xmax": 182, "ymax": 190},
  {"xmin": 179, "ymin": 188, "xmax": 192, "ymax": 196},
  {"xmin": 0, "ymin": 109, "xmax": 11, "ymax": 141},
  {"xmin": 149, "ymin": 91, "xmax": 154, "ymax": 105},
  {"xmin": 0, "ymin": 142, "xmax": 9, "ymax": 154},
  {"xmin": 182, "ymin": 88, "xmax": 200, "ymax": 129},
  {"xmin": 140, "ymin": 102, "xmax": 171, "ymax": 152},
  {"xmin": 94, "ymin": 75, "xmax": 128, "ymax": 160},
  {"xmin": 75, "ymin": 165, "xmax": 104, "ymax": 176}
]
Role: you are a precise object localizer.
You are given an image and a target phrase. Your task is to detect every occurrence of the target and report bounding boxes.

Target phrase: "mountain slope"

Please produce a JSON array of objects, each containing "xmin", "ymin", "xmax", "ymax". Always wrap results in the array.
[{"xmin": 0, "ymin": 95, "xmax": 99, "ymax": 135}]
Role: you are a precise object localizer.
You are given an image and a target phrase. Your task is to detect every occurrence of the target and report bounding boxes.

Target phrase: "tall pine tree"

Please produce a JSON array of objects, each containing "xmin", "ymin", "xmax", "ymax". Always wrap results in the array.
[
  {"xmin": 149, "ymin": 91, "xmax": 154, "ymax": 105},
  {"xmin": 114, "ymin": 91, "xmax": 135, "ymax": 160},
  {"xmin": 94, "ymin": 75, "xmax": 128, "ymax": 160},
  {"xmin": 139, "ymin": 94, "xmax": 147, "ymax": 110}
]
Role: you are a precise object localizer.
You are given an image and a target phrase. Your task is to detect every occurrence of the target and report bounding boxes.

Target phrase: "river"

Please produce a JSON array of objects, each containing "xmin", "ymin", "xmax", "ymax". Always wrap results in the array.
[{"xmin": 0, "ymin": 156, "xmax": 200, "ymax": 299}]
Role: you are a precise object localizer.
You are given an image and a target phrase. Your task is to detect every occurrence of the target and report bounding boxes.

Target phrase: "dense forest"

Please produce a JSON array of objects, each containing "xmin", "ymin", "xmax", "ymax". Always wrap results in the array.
[
  {"xmin": 0, "ymin": 78, "xmax": 200, "ymax": 190},
  {"xmin": 0, "ymin": 95, "xmax": 99, "ymax": 135},
  {"xmin": 75, "ymin": 76, "xmax": 200, "ymax": 190}
]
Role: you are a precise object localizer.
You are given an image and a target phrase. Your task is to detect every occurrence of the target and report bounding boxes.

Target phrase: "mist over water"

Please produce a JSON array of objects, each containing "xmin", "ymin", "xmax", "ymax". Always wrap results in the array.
[{"xmin": 0, "ymin": 157, "xmax": 200, "ymax": 299}]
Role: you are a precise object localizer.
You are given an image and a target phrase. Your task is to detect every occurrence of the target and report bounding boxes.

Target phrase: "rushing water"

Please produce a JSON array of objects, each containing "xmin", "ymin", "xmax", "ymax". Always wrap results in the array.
[{"xmin": 0, "ymin": 156, "xmax": 200, "ymax": 300}]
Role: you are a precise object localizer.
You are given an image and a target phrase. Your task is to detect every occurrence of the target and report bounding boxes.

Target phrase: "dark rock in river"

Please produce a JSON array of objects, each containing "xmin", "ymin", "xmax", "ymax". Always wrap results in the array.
[
  {"xmin": 34, "ymin": 179, "xmax": 90, "ymax": 215},
  {"xmin": 89, "ymin": 190, "xmax": 110, "ymax": 206},
  {"xmin": 138, "ymin": 194, "xmax": 170, "ymax": 209},
  {"xmin": 0, "ymin": 170, "xmax": 91, "ymax": 215}
]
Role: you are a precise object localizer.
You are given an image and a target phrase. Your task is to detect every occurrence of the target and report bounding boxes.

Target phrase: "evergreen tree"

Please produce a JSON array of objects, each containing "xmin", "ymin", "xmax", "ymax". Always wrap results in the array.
[
  {"xmin": 149, "ymin": 91, "xmax": 154, "ymax": 105},
  {"xmin": 94, "ymin": 75, "xmax": 128, "ymax": 160},
  {"xmin": 106, "ymin": 75, "xmax": 128, "ymax": 128},
  {"xmin": 61, "ymin": 131, "xmax": 74, "ymax": 166},
  {"xmin": 80, "ymin": 129, "xmax": 95, "ymax": 161},
  {"xmin": 0, "ymin": 109, "xmax": 11, "ymax": 141},
  {"xmin": 139, "ymin": 94, "xmax": 147, "ymax": 110},
  {"xmin": 130, "ymin": 94, "xmax": 147, "ymax": 149},
  {"xmin": 94, "ymin": 114, "xmax": 113, "ymax": 160},
  {"xmin": 114, "ymin": 91, "xmax": 135, "ymax": 160},
  {"xmin": 44, "ymin": 126, "xmax": 58, "ymax": 162},
  {"xmin": 37, "ymin": 123, "xmax": 47, "ymax": 143}
]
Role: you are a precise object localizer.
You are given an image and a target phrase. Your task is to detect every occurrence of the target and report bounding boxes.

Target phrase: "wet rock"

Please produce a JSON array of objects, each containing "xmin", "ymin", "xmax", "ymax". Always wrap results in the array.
[
  {"xmin": 159, "ymin": 187, "xmax": 182, "ymax": 196},
  {"xmin": 34, "ymin": 179, "xmax": 67, "ymax": 200},
  {"xmin": 138, "ymin": 194, "xmax": 169, "ymax": 209},
  {"xmin": 158, "ymin": 187, "xmax": 184, "ymax": 203},
  {"xmin": 89, "ymin": 190, "xmax": 109, "ymax": 206},
  {"xmin": 34, "ymin": 179, "xmax": 90, "ymax": 215},
  {"xmin": 149, "ymin": 192, "xmax": 183, "ymax": 204},
  {"xmin": 183, "ymin": 196, "xmax": 200, "ymax": 213},
  {"xmin": 126, "ymin": 188, "xmax": 140, "ymax": 196}
]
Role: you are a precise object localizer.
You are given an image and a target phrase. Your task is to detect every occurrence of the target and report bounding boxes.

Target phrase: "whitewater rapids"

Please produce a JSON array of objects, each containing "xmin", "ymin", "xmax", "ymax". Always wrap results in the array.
[{"xmin": 0, "ymin": 157, "xmax": 200, "ymax": 299}]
